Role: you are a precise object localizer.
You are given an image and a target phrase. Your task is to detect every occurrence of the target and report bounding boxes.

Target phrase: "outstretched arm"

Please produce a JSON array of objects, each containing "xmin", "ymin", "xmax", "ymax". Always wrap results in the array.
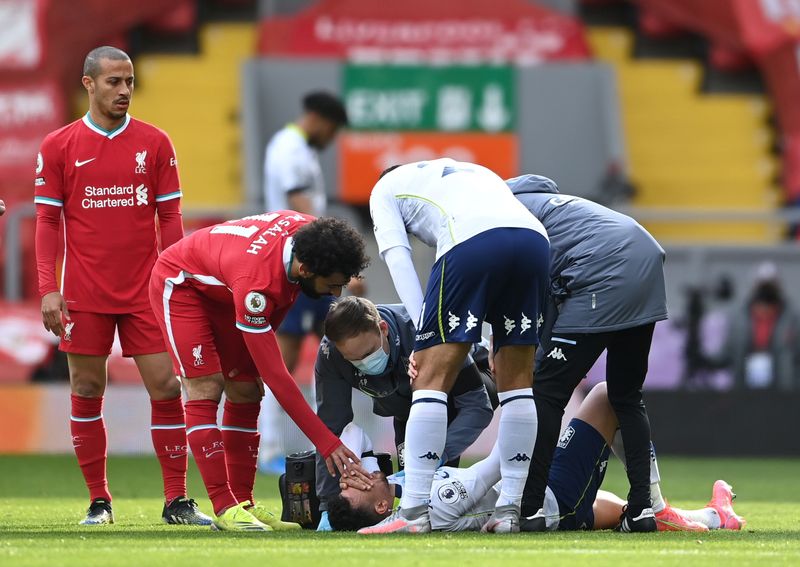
[
  {"xmin": 383, "ymin": 246, "xmax": 424, "ymax": 327},
  {"xmin": 241, "ymin": 329, "xmax": 370, "ymax": 482}
]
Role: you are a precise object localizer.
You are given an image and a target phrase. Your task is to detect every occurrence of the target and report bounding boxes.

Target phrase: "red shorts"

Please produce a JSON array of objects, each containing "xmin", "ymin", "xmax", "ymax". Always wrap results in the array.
[
  {"xmin": 149, "ymin": 276, "xmax": 259, "ymax": 381},
  {"xmin": 59, "ymin": 309, "xmax": 167, "ymax": 357}
]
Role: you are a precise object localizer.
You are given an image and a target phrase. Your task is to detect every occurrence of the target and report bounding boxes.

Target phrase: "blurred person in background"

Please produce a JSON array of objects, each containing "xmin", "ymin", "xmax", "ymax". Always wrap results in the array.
[
  {"xmin": 701, "ymin": 262, "xmax": 800, "ymax": 391},
  {"xmin": 34, "ymin": 46, "xmax": 210, "ymax": 527},
  {"xmin": 260, "ymin": 91, "xmax": 360, "ymax": 473}
]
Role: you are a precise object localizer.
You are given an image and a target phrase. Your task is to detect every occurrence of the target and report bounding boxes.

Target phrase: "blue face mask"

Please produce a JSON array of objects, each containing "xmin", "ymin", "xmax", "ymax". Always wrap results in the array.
[{"xmin": 351, "ymin": 336, "xmax": 390, "ymax": 375}]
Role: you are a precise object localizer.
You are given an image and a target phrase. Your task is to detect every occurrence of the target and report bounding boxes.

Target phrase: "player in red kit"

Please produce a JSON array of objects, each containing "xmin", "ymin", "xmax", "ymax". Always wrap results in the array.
[
  {"xmin": 34, "ymin": 46, "xmax": 211, "ymax": 526},
  {"xmin": 149, "ymin": 211, "xmax": 372, "ymax": 531}
]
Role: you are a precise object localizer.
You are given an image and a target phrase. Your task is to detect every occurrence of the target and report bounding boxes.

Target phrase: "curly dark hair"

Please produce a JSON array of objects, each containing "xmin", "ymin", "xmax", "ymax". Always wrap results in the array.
[
  {"xmin": 293, "ymin": 217, "xmax": 369, "ymax": 279},
  {"xmin": 303, "ymin": 91, "xmax": 349, "ymax": 126},
  {"xmin": 326, "ymin": 494, "xmax": 386, "ymax": 532}
]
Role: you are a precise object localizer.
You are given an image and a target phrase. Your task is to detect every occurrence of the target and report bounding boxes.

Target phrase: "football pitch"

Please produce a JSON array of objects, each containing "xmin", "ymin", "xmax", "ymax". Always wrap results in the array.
[{"xmin": 1, "ymin": 455, "xmax": 798, "ymax": 566}]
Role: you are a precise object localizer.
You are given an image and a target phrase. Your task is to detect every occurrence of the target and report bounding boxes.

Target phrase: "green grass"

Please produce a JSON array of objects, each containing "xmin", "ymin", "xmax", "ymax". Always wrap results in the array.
[{"xmin": 0, "ymin": 455, "xmax": 799, "ymax": 566}]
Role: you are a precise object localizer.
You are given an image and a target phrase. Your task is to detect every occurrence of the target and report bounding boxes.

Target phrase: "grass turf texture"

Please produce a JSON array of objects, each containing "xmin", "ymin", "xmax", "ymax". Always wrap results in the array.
[{"xmin": 0, "ymin": 455, "xmax": 798, "ymax": 566}]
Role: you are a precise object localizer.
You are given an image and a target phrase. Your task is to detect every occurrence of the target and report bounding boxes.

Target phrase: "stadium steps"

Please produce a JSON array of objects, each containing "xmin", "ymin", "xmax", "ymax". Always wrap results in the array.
[
  {"xmin": 132, "ymin": 23, "xmax": 256, "ymax": 206},
  {"xmin": 588, "ymin": 27, "xmax": 783, "ymax": 242}
]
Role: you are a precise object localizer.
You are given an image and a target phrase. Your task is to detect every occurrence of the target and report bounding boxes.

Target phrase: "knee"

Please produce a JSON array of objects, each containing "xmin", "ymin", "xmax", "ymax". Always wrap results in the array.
[
  {"xmin": 184, "ymin": 376, "xmax": 224, "ymax": 401},
  {"xmin": 69, "ymin": 370, "xmax": 105, "ymax": 397},
  {"xmin": 71, "ymin": 381, "xmax": 104, "ymax": 397},
  {"xmin": 224, "ymin": 381, "xmax": 263, "ymax": 404},
  {"xmin": 147, "ymin": 371, "xmax": 182, "ymax": 399}
]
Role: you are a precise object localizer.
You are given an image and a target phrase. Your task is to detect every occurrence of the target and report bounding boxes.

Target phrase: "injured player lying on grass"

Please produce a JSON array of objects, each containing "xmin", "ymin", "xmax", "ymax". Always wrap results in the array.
[{"xmin": 328, "ymin": 383, "xmax": 745, "ymax": 533}]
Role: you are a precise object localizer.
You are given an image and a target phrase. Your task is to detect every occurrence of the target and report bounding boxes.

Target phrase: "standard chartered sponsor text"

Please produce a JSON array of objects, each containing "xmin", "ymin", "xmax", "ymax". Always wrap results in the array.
[{"xmin": 82, "ymin": 184, "xmax": 147, "ymax": 208}]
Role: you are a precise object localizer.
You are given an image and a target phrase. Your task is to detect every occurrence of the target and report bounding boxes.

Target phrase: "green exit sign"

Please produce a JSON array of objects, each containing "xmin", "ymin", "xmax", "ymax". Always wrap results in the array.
[{"xmin": 344, "ymin": 65, "xmax": 515, "ymax": 132}]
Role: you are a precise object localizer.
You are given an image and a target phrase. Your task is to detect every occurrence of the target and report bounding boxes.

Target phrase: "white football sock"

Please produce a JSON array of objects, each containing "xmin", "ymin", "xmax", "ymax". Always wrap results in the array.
[
  {"xmin": 496, "ymin": 388, "xmax": 537, "ymax": 508},
  {"xmin": 465, "ymin": 442, "xmax": 503, "ymax": 497},
  {"xmin": 674, "ymin": 507, "xmax": 721, "ymax": 529},
  {"xmin": 400, "ymin": 389, "xmax": 448, "ymax": 511}
]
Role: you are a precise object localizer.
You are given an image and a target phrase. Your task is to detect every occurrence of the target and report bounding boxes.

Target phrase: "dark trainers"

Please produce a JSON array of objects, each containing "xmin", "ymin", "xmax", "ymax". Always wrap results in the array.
[
  {"xmin": 79, "ymin": 498, "xmax": 114, "ymax": 525},
  {"xmin": 520, "ymin": 509, "xmax": 547, "ymax": 532},
  {"xmin": 616, "ymin": 506, "xmax": 657, "ymax": 533},
  {"xmin": 162, "ymin": 496, "xmax": 213, "ymax": 526}
]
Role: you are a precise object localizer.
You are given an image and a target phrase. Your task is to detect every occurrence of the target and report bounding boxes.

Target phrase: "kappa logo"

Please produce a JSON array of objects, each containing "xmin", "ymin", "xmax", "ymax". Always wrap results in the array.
[
  {"xmin": 135, "ymin": 184, "xmax": 148, "ymax": 205},
  {"xmin": 557, "ymin": 425, "xmax": 575, "ymax": 449},
  {"xmin": 598, "ymin": 459, "xmax": 608, "ymax": 474},
  {"xmin": 418, "ymin": 451, "xmax": 440, "ymax": 461},
  {"xmin": 465, "ymin": 310, "xmax": 478, "ymax": 332},
  {"xmin": 320, "ymin": 339, "xmax": 330, "ymax": 359},
  {"xmin": 504, "ymin": 315, "xmax": 516, "ymax": 335},
  {"xmin": 64, "ymin": 321, "xmax": 75, "ymax": 342},
  {"xmin": 448, "ymin": 311, "xmax": 461, "ymax": 333},
  {"xmin": 547, "ymin": 347, "xmax": 567, "ymax": 361},
  {"xmin": 520, "ymin": 313, "xmax": 532, "ymax": 334},
  {"xmin": 508, "ymin": 453, "xmax": 530, "ymax": 462},
  {"xmin": 192, "ymin": 345, "xmax": 204, "ymax": 367},
  {"xmin": 537, "ymin": 313, "xmax": 544, "ymax": 330},
  {"xmin": 135, "ymin": 150, "xmax": 147, "ymax": 173}
]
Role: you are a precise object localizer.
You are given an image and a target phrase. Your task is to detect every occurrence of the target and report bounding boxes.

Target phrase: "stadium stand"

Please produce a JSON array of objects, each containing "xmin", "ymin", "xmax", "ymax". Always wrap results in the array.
[
  {"xmin": 133, "ymin": 23, "xmax": 257, "ymax": 207},
  {"xmin": 589, "ymin": 26, "xmax": 782, "ymax": 242}
]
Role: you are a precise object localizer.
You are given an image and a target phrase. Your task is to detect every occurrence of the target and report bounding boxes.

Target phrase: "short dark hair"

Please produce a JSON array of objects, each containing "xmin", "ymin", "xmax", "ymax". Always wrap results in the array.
[
  {"xmin": 379, "ymin": 164, "xmax": 403, "ymax": 180},
  {"xmin": 327, "ymin": 494, "xmax": 385, "ymax": 532},
  {"xmin": 303, "ymin": 91, "xmax": 349, "ymax": 126},
  {"xmin": 83, "ymin": 46, "xmax": 131, "ymax": 78},
  {"xmin": 324, "ymin": 297, "xmax": 382, "ymax": 343},
  {"xmin": 293, "ymin": 217, "xmax": 369, "ymax": 279}
]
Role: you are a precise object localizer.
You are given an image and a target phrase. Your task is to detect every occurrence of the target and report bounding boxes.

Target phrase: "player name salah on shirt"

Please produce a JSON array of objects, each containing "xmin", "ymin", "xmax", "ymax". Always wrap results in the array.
[{"xmin": 153, "ymin": 211, "xmax": 342, "ymax": 457}]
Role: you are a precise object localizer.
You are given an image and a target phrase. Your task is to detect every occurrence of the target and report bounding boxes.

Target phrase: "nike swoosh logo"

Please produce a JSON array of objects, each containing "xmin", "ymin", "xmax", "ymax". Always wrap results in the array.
[
  {"xmin": 75, "ymin": 158, "xmax": 96, "ymax": 167},
  {"xmin": 169, "ymin": 454, "xmax": 185, "ymax": 459},
  {"xmin": 205, "ymin": 450, "xmax": 224, "ymax": 458}
]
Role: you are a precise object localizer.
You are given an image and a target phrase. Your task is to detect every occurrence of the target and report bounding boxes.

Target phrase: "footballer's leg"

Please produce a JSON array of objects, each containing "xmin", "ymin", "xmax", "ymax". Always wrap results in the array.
[
  {"xmin": 610, "ymin": 430, "xmax": 707, "ymax": 532},
  {"xmin": 222, "ymin": 374, "xmax": 297, "ymax": 530},
  {"xmin": 671, "ymin": 481, "xmax": 746, "ymax": 530},
  {"xmin": 583, "ymin": 383, "xmax": 707, "ymax": 532},
  {"xmin": 69, "ymin": 353, "xmax": 114, "ymax": 525},
  {"xmin": 481, "ymin": 344, "xmax": 537, "ymax": 534},
  {"xmin": 123, "ymin": 308, "xmax": 211, "ymax": 526},
  {"xmin": 482, "ymin": 230, "xmax": 550, "ymax": 534},
  {"xmin": 150, "ymin": 279, "xmax": 267, "ymax": 531},
  {"xmin": 183, "ymin": 373, "xmax": 268, "ymax": 531},
  {"xmin": 63, "ymin": 312, "xmax": 116, "ymax": 525}
]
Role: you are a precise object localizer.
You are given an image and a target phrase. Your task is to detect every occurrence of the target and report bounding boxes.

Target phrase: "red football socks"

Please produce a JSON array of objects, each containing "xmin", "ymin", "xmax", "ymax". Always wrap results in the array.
[
  {"xmin": 221, "ymin": 400, "xmax": 261, "ymax": 504},
  {"xmin": 70, "ymin": 394, "xmax": 112, "ymax": 502},
  {"xmin": 185, "ymin": 399, "xmax": 238, "ymax": 515},
  {"xmin": 150, "ymin": 396, "xmax": 188, "ymax": 503}
]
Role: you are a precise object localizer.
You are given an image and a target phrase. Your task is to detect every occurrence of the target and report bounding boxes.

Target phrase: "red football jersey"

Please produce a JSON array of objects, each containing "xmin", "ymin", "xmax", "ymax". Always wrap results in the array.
[
  {"xmin": 35, "ymin": 113, "xmax": 182, "ymax": 313},
  {"xmin": 154, "ymin": 211, "xmax": 311, "ymax": 332},
  {"xmin": 152, "ymin": 211, "xmax": 343, "ymax": 457}
]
